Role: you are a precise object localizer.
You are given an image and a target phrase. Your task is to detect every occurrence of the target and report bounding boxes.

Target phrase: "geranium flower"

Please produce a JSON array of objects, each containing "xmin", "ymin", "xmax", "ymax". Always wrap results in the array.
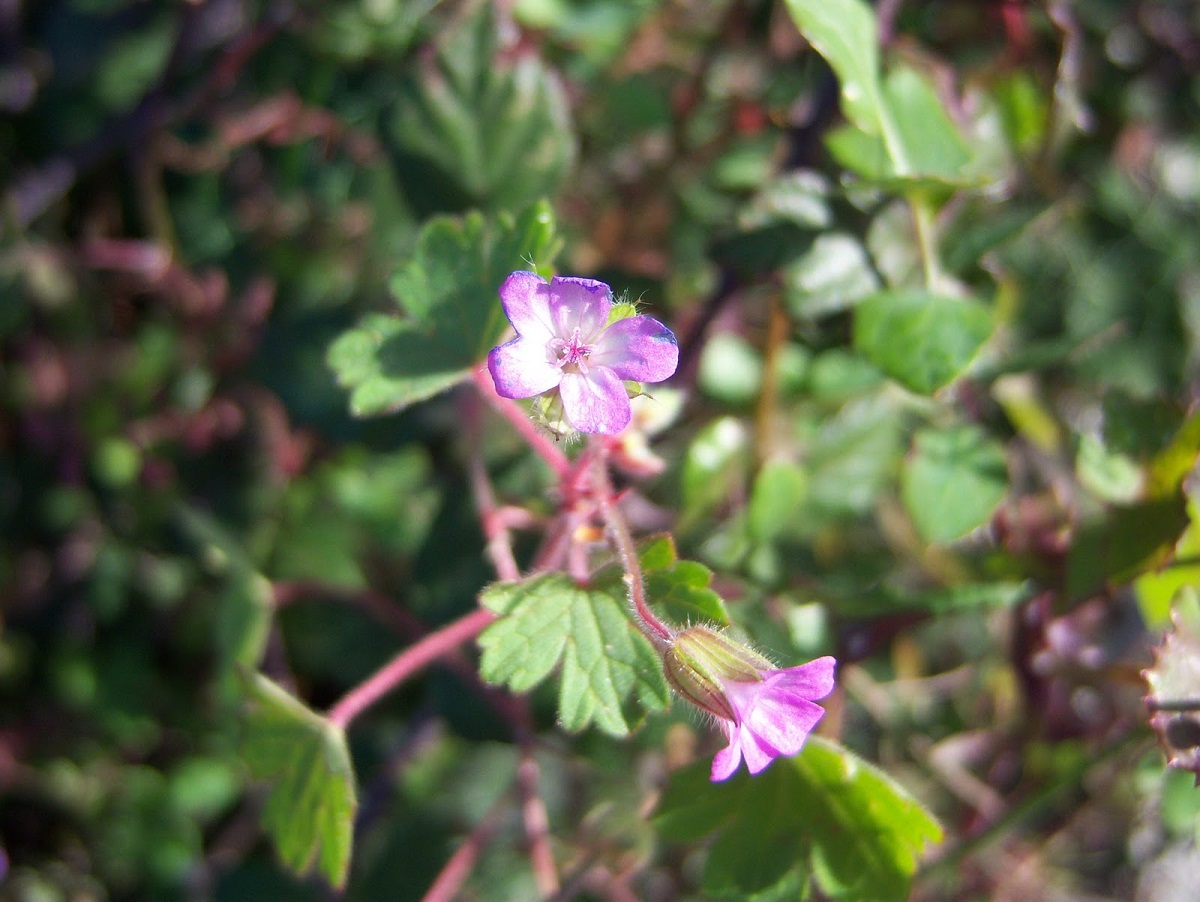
[
  {"xmin": 663, "ymin": 626, "xmax": 836, "ymax": 781},
  {"xmin": 487, "ymin": 272, "xmax": 678, "ymax": 435}
]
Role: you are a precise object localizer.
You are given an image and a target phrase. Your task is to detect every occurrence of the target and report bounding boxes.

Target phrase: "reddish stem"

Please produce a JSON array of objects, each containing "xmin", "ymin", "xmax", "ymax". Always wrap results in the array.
[
  {"xmin": 419, "ymin": 794, "xmax": 508, "ymax": 902},
  {"xmin": 326, "ymin": 607, "xmax": 496, "ymax": 730},
  {"xmin": 590, "ymin": 440, "xmax": 674, "ymax": 645},
  {"xmin": 518, "ymin": 748, "xmax": 559, "ymax": 895},
  {"xmin": 472, "ymin": 366, "xmax": 569, "ymax": 479}
]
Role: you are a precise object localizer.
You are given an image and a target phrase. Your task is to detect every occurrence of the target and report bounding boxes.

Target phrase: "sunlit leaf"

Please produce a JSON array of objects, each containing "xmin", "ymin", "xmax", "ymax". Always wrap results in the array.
[
  {"xmin": 656, "ymin": 739, "xmax": 942, "ymax": 900},
  {"xmin": 854, "ymin": 290, "xmax": 993, "ymax": 393},
  {"xmin": 479, "ymin": 572, "xmax": 670, "ymax": 737},
  {"xmin": 241, "ymin": 673, "xmax": 357, "ymax": 889},
  {"xmin": 386, "ymin": 4, "xmax": 575, "ymax": 215},
  {"xmin": 902, "ymin": 424, "xmax": 1008, "ymax": 543},
  {"xmin": 327, "ymin": 202, "xmax": 560, "ymax": 417}
]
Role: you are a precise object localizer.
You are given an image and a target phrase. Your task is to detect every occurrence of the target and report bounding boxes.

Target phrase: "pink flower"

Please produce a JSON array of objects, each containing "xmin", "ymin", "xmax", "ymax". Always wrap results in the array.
[
  {"xmin": 487, "ymin": 272, "xmax": 678, "ymax": 435},
  {"xmin": 663, "ymin": 626, "xmax": 836, "ymax": 781},
  {"xmin": 710, "ymin": 656, "xmax": 836, "ymax": 780}
]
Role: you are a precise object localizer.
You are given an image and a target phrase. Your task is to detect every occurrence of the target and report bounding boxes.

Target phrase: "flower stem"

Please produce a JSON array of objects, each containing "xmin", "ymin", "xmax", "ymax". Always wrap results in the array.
[
  {"xmin": 473, "ymin": 366, "xmax": 569, "ymax": 480},
  {"xmin": 590, "ymin": 440, "xmax": 674, "ymax": 645},
  {"xmin": 326, "ymin": 607, "xmax": 496, "ymax": 730}
]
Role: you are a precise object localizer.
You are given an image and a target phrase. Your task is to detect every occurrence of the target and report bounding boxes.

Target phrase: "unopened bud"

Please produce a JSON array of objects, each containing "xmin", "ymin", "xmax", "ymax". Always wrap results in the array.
[{"xmin": 663, "ymin": 626, "xmax": 772, "ymax": 722}]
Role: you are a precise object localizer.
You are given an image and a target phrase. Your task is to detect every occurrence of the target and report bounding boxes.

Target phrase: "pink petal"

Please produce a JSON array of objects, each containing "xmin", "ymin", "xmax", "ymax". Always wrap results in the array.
[
  {"xmin": 769, "ymin": 657, "xmax": 837, "ymax": 700},
  {"xmin": 741, "ymin": 693, "xmax": 826, "ymax": 761},
  {"xmin": 711, "ymin": 723, "xmax": 743, "ymax": 782},
  {"xmin": 558, "ymin": 367, "xmax": 631, "ymax": 434},
  {"xmin": 591, "ymin": 316, "xmax": 679, "ymax": 383},
  {"xmin": 548, "ymin": 277, "xmax": 611, "ymax": 341},
  {"xmin": 499, "ymin": 271, "xmax": 555, "ymax": 341},
  {"xmin": 487, "ymin": 338, "xmax": 562, "ymax": 399}
]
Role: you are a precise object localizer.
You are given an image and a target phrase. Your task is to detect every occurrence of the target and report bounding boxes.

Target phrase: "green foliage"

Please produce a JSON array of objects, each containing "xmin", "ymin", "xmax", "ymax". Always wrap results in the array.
[
  {"xmin": 657, "ymin": 739, "xmax": 942, "ymax": 900},
  {"xmin": 6, "ymin": 0, "xmax": 1200, "ymax": 897},
  {"xmin": 854, "ymin": 290, "xmax": 993, "ymax": 394},
  {"xmin": 902, "ymin": 425, "xmax": 1009, "ymax": 543},
  {"xmin": 328, "ymin": 202, "xmax": 560, "ymax": 416},
  {"xmin": 479, "ymin": 570, "xmax": 671, "ymax": 737},
  {"xmin": 386, "ymin": 4, "xmax": 576, "ymax": 214},
  {"xmin": 241, "ymin": 673, "xmax": 357, "ymax": 889}
]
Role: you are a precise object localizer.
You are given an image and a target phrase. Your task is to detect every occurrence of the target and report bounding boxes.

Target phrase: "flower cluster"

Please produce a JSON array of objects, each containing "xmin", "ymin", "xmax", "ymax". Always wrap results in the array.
[
  {"xmin": 664, "ymin": 626, "xmax": 836, "ymax": 781},
  {"xmin": 487, "ymin": 272, "xmax": 678, "ymax": 435}
]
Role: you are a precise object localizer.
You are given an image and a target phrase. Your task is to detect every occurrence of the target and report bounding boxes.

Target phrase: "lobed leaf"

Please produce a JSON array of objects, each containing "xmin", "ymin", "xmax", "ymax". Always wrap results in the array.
[
  {"xmin": 328, "ymin": 202, "xmax": 560, "ymax": 417},
  {"xmin": 657, "ymin": 739, "xmax": 942, "ymax": 901},
  {"xmin": 478, "ymin": 536, "xmax": 729, "ymax": 735},
  {"xmin": 479, "ymin": 572, "xmax": 670, "ymax": 737},
  {"xmin": 241, "ymin": 673, "xmax": 357, "ymax": 889},
  {"xmin": 385, "ymin": 4, "xmax": 575, "ymax": 215}
]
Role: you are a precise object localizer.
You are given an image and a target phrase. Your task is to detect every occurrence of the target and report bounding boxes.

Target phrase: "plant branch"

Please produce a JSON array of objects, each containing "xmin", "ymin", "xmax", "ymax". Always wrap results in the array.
[
  {"xmin": 419, "ymin": 792, "xmax": 509, "ymax": 902},
  {"xmin": 473, "ymin": 366, "xmax": 570, "ymax": 479},
  {"xmin": 590, "ymin": 440, "xmax": 673, "ymax": 645},
  {"xmin": 518, "ymin": 747, "xmax": 559, "ymax": 896},
  {"xmin": 326, "ymin": 607, "xmax": 496, "ymax": 730}
]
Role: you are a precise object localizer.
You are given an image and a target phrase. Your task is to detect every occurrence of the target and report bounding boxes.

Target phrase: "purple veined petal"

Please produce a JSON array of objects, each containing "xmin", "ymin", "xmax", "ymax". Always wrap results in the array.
[
  {"xmin": 558, "ymin": 367, "xmax": 631, "ymax": 434},
  {"xmin": 591, "ymin": 315, "xmax": 679, "ymax": 383},
  {"xmin": 548, "ymin": 277, "xmax": 611, "ymax": 341},
  {"xmin": 768, "ymin": 657, "xmax": 837, "ymax": 701},
  {"xmin": 739, "ymin": 723, "xmax": 782, "ymax": 775},
  {"xmin": 499, "ymin": 271, "xmax": 555, "ymax": 341},
  {"xmin": 741, "ymin": 692, "xmax": 826, "ymax": 760},
  {"xmin": 488, "ymin": 337, "xmax": 562, "ymax": 399}
]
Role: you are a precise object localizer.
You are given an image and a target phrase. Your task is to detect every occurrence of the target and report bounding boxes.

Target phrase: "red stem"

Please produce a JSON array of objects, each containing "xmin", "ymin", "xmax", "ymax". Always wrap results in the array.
[
  {"xmin": 591, "ymin": 440, "xmax": 674, "ymax": 644},
  {"xmin": 326, "ymin": 607, "xmax": 496, "ymax": 730},
  {"xmin": 472, "ymin": 366, "xmax": 569, "ymax": 479}
]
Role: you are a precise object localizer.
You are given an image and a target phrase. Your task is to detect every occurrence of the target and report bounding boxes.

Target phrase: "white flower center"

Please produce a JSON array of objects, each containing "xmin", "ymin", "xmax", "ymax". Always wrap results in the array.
[{"xmin": 548, "ymin": 327, "xmax": 593, "ymax": 374}]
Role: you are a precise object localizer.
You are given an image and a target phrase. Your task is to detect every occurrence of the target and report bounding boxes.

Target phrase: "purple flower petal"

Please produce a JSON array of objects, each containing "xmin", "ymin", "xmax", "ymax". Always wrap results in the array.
[
  {"xmin": 559, "ymin": 367, "xmax": 631, "ymax": 434},
  {"xmin": 499, "ymin": 271, "xmax": 555, "ymax": 341},
  {"xmin": 769, "ymin": 656, "xmax": 837, "ymax": 700},
  {"xmin": 742, "ymin": 693, "xmax": 826, "ymax": 761},
  {"xmin": 488, "ymin": 337, "xmax": 561, "ymax": 399},
  {"xmin": 710, "ymin": 721, "xmax": 742, "ymax": 781},
  {"xmin": 548, "ymin": 277, "xmax": 611, "ymax": 340},
  {"xmin": 592, "ymin": 316, "xmax": 679, "ymax": 383}
]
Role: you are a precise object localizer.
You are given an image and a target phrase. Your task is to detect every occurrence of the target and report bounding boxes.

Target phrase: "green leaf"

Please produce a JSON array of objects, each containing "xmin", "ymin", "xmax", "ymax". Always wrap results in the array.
[
  {"xmin": 241, "ymin": 673, "xmax": 357, "ymax": 889},
  {"xmin": 386, "ymin": 5, "xmax": 575, "ymax": 214},
  {"xmin": 656, "ymin": 739, "xmax": 942, "ymax": 900},
  {"xmin": 328, "ymin": 202, "xmax": 560, "ymax": 417},
  {"xmin": 638, "ymin": 535, "xmax": 731, "ymax": 627},
  {"xmin": 902, "ymin": 425, "xmax": 1009, "ymax": 543},
  {"xmin": 803, "ymin": 397, "xmax": 905, "ymax": 516},
  {"xmin": 478, "ymin": 570, "xmax": 671, "ymax": 737},
  {"xmin": 682, "ymin": 417, "xmax": 751, "ymax": 522},
  {"xmin": 749, "ymin": 460, "xmax": 809, "ymax": 542},
  {"xmin": 698, "ymin": 333, "xmax": 764, "ymax": 406},
  {"xmin": 784, "ymin": 232, "xmax": 881, "ymax": 319},
  {"xmin": 826, "ymin": 66, "xmax": 974, "ymax": 186},
  {"xmin": 1067, "ymin": 496, "xmax": 1189, "ymax": 600},
  {"xmin": 177, "ymin": 507, "xmax": 272, "ymax": 670},
  {"xmin": 782, "ymin": 0, "xmax": 888, "ymax": 140},
  {"xmin": 854, "ymin": 290, "xmax": 993, "ymax": 393}
]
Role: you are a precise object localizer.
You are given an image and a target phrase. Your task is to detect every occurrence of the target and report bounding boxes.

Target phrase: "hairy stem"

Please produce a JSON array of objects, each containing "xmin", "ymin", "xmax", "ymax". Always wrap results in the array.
[{"xmin": 591, "ymin": 440, "xmax": 674, "ymax": 644}]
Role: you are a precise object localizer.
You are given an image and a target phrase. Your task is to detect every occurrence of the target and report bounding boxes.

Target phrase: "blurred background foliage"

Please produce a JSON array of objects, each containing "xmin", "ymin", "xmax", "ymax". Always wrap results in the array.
[{"xmin": 3, "ymin": 0, "xmax": 1200, "ymax": 899}]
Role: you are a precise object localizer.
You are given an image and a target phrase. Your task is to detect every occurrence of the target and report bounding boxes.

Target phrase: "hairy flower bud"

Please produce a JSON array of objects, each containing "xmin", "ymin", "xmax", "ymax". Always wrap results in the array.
[{"xmin": 664, "ymin": 626, "xmax": 836, "ymax": 781}]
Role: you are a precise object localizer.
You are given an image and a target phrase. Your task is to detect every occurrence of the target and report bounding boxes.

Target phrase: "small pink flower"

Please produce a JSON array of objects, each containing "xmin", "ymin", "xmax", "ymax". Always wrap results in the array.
[
  {"xmin": 487, "ymin": 272, "xmax": 678, "ymax": 435},
  {"xmin": 710, "ymin": 656, "xmax": 836, "ymax": 781},
  {"xmin": 663, "ymin": 626, "xmax": 836, "ymax": 781}
]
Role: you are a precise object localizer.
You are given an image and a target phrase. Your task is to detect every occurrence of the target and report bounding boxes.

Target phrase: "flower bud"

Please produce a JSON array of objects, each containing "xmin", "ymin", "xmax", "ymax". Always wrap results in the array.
[{"xmin": 662, "ymin": 626, "xmax": 772, "ymax": 722}]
